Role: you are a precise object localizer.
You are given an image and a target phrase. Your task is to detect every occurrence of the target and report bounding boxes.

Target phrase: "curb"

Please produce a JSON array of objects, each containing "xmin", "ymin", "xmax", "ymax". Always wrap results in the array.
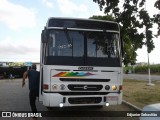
[{"xmin": 122, "ymin": 100, "xmax": 142, "ymax": 111}]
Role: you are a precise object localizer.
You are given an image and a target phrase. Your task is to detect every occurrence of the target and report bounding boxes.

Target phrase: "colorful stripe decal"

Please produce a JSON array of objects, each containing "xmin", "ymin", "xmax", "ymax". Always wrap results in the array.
[{"xmin": 52, "ymin": 72, "xmax": 95, "ymax": 77}]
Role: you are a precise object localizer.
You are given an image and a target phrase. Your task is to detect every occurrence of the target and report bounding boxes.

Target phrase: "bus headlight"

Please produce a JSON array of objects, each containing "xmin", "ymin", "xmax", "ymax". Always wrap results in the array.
[
  {"xmin": 112, "ymin": 85, "xmax": 117, "ymax": 91},
  {"xmin": 59, "ymin": 103, "xmax": 64, "ymax": 107},
  {"xmin": 60, "ymin": 84, "xmax": 65, "ymax": 90},
  {"xmin": 105, "ymin": 102, "xmax": 110, "ymax": 106},
  {"xmin": 52, "ymin": 84, "xmax": 58, "ymax": 90}
]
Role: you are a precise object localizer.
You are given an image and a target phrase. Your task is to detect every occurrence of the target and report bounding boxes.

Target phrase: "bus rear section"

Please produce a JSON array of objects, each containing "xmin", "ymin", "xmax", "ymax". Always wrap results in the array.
[{"xmin": 39, "ymin": 17, "xmax": 123, "ymax": 108}]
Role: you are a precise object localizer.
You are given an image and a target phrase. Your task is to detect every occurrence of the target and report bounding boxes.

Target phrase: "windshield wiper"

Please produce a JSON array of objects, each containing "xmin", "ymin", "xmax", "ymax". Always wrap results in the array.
[{"xmin": 64, "ymin": 27, "xmax": 72, "ymax": 48}]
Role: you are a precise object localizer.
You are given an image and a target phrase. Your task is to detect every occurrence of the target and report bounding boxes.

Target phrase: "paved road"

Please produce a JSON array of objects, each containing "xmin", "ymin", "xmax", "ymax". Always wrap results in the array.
[
  {"xmin": 123, "ymin": 74, "xmax": 160, "ymax": 81},
  {"xmin": 0, "ymin": 79, "xmax": 139, "ymax": 120}
]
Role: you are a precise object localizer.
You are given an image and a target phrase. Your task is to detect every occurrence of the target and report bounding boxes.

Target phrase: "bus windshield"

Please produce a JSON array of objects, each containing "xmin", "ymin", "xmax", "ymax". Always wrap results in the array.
[
  {"xmin": 48, "ymin": 30, "xmax": 84, "ymax": 57},
  {"xmin": 45, "ymin": 30, "xmax": 120, "ymax": 67}
]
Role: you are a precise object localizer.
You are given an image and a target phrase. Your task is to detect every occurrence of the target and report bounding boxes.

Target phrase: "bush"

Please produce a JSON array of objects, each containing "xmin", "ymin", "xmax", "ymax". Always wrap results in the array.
[
  {"xmin": 134, "ymin": 65, "xmax": 148, "ymax": 73},
  {"xmin": 124, "ymin": 64, "xmax": 160, "ymax": 74}
]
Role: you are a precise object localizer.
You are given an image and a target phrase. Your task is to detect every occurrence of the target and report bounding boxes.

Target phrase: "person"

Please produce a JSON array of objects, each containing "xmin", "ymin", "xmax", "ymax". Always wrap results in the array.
[
  {"xmin": 9, "ymin": 73, "xmax": 13, "ymax": 79},
  {"xmin": 22, "ymin": 64, "xmax": 40, "ymax": 119}
]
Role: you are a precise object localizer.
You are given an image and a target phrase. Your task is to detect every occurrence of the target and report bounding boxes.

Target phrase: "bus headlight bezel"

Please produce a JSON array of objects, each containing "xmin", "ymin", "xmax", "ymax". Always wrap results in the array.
[
  {"xmin": 60, "ymin": 84, "xmax": 66, "ymax": 90},
  {"xmin": 52, "ymin": 84, "xmax": 58, "ymax": 90},
  {"xmin": 105, "ymin": 85, "xmax": 110, "ymax": 90}
]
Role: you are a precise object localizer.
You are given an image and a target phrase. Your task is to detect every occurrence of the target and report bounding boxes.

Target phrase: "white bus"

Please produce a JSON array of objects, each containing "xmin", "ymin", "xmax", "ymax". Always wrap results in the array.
[{"xmin": 39, "ymin": 17, "xmax": 123, "ymax": 108}]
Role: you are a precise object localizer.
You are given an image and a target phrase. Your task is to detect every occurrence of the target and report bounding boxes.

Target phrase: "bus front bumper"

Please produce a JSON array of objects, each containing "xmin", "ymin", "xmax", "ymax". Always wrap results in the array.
[{"xmin": 42, "ymin": 92, "xmax": 122, "ymax": 107}]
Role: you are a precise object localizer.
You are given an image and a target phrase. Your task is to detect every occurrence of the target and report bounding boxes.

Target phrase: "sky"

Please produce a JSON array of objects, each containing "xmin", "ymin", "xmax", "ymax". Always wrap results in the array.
[{"xmin": 0, "ymin": 0, "xmax": 159, "ymax": 64}]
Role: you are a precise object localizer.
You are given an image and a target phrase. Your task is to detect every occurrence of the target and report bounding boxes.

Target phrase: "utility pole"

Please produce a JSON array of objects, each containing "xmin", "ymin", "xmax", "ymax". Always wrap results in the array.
[
  {"xmin": 145, "ymin": 0, "xmax": 154, "ymax": 86},
  {"xmin": 146, "ymin": 52, "xmax": 154, "ymax": 86}
]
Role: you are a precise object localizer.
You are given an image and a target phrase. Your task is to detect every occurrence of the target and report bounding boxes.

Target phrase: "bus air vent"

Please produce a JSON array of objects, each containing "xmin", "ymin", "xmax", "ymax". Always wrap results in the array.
[{"xmin": 68, "ymin": 84, "xmax": 103, "ymax": 91}]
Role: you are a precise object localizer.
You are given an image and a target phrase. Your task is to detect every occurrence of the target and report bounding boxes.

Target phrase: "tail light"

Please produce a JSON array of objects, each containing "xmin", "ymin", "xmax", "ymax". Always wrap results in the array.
[
  {"xmin": 119, "ymin": 85, "xmax": 123, "ymax": 90},
  {"xmin": 43, "ymin": 84, "xmax": 49, "ymax": 90}
]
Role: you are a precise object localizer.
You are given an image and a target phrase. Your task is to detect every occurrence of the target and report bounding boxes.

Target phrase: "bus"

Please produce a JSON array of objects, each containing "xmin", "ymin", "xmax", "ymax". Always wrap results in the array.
[{"xmin": 39, "ymin": 17, "xmax": 123, "ymax": 108}]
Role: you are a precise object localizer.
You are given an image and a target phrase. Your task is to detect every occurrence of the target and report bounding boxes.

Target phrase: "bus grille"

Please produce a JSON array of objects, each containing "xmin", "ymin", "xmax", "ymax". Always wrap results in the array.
[
  {"xmin": 68, "ymin": 84, "xmax": 103, "ymax": 91},
  {"xmin": 68, "ymin": 97, "xmax": 102, "ymax": 104}
]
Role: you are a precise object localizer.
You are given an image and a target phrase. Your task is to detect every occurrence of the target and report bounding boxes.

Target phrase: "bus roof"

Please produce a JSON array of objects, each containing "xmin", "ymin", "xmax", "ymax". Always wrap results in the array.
[{"xmin": 45, "ymin": 17, "xmax": 119, "ymax": 31}]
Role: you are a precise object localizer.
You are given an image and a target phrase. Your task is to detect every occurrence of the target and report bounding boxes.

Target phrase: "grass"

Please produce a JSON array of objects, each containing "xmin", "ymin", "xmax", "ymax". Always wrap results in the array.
[{"xmin": 123, "ymin": 79, "xmax": 160, "ymax": 109}]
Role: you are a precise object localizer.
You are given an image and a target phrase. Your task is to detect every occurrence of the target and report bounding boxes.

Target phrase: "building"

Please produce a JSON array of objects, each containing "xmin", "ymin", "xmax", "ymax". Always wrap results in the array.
[{"xmin": 0, "ymin": 62, "xmax": 40, "ymax": 79}]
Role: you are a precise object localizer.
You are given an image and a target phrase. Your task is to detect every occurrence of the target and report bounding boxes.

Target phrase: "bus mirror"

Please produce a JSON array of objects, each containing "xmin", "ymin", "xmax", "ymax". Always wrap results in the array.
[{"xmin": 41, "ymin": 30, "xmax": 48, "ymax": 43}]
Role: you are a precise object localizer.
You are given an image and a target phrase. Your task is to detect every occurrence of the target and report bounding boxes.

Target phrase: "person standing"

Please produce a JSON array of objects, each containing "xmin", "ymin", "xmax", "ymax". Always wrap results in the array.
[{"xmin": 22, "ymin": 64, "xmax": 40, "ymax": 119}]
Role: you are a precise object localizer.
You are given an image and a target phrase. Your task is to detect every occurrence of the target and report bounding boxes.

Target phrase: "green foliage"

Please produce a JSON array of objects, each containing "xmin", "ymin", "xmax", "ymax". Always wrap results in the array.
[
  {"xmin": 154, "ymin": 0, "xmax": 160, "ymax": 35},
  {"xmin": 124, "ymin": 64, "xmax": 160, "ymax": 74},
  {"xmin": 89, "ymin": 15, "xmax": 114, "ymax": 21},
  {"xmin": 150, "ymin": 64, "xmax": 160, "ymax": 73},
  {"xmin": 134, "ymin": 65, "xmax": 148, "ymax": 73},
  {"xmin": 93, "ymin": 0, "xmax": 160, "ymax": 65}
]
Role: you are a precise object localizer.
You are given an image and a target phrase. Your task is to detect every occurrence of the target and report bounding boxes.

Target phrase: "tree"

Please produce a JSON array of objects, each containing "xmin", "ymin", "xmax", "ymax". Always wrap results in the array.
[{"xmin": 92, "ymin": 0, "xmax": 160, "ymax": 65}]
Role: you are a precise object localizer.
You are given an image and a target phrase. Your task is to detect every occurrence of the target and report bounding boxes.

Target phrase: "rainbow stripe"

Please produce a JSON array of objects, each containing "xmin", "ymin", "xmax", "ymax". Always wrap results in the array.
[{"xmin": 52, "ymin": 72, "xmax": 95, "ymax": 77}]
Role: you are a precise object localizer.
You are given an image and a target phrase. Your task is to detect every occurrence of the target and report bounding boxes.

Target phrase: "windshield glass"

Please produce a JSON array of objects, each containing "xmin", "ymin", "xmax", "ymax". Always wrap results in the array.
[
  {"xmin": 48, "ymin": 30, "xmax": 84, "ymax": 57},
  {"xmin": 46, "ymin": 30, "xmax": 120, "ymax": 67},
  {"xmin": 87, "ymin": 32, "xmax": 119, "ymax": 58},
  {"xmin": 48, "ymin": 30, "xmax": 119, "ymax": 58}
]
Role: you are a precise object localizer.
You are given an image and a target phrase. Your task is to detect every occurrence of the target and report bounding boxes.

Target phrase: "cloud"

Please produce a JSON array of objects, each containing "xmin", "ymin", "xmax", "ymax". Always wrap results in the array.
[
  {"xmin": 93, "ymin": 10, "xmax": 105, "ymax": 16},
  {"xmin": 0, "ymin": 0, "xmax": 36, "ymax": 31},
  {"xmin": 57, "ymin": 0, "xmax": 87, "ymax": 15},
  {"xmin": 136, "ymin": 37, "xmax": 160, "ymax": 64},
  {"xmin": 146, "ymin": 0, "xmax": 159, "ymax": 16},
  {"xmin": 0, "ymin": 37, "xmax": 40, "ymax": 62},
  {"xmin": 42, "ymin": 0, "xmax": 54, "ymax": 8},
  {"xmin": 0, "ymin": 43, "xmax": 38, "ymax": 55}
]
